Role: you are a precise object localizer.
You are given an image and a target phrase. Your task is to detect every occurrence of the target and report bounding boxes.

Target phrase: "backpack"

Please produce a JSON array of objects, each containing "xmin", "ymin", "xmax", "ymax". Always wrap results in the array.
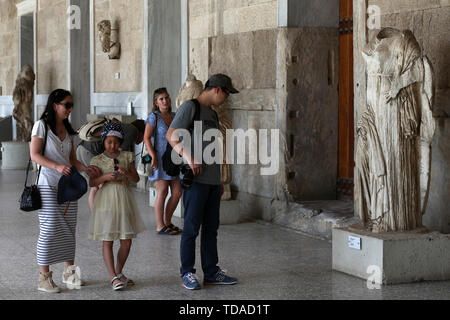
[
  {"xmin": 163, "ymin": 99, "xmax": 201, "ymax": 176},
  {"xmin": 77, "ymin": 117, "xmax": 110, "ymax": 142}
]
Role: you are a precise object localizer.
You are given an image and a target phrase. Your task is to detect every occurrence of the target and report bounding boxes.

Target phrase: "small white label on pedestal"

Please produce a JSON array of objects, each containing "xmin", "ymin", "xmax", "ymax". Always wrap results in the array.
[{"xmin": 348, "ymin": 236, "xmax": 361, "ymax": 250}]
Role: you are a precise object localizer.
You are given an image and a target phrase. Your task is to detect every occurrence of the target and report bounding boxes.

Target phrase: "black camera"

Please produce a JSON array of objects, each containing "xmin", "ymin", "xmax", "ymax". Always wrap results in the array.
[
  {"xmin": 180, "ymin": 164, "xmax": 194, "ymax": 189},
  {"xmin": 141, "ymin": 154, "xmax": 152, "ymax": 165}
]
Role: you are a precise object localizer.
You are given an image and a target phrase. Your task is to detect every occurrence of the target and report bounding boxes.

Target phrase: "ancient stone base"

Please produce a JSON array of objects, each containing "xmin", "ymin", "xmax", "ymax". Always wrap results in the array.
[
  {"xmin": 332, "ymin": 225, "xmax": 450, "ymax": 285},
  {"xmin": 1, "ymin": 141, "xmax": 29, "ymax": 170},
  {"xmin": 149, "ymin": 187, "xmax": 183, "ymax": 218},
  {"xmin": 137, "ymin": 174, "xmax": 149, "ymax": 191}
]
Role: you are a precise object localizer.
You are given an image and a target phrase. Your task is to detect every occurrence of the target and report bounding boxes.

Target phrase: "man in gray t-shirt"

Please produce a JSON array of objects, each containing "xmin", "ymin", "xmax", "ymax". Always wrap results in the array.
[
  {"xmin": 166, "ymin": 74, "xmax": 239, "ymax": 290},
  {"xmin": 169, "ymin": 99, "xmax": 221, "ymax": 185}
]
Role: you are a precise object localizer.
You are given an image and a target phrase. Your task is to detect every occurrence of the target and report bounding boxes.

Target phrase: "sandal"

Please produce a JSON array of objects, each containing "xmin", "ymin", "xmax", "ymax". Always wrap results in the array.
[
  {"xmin": 167, "ymin": 223, "xmax": 182, "ymax": 234},
  {"xmin": 117, "ymin": 273, "xmax": 135, "ymax": 287},
  {"xmin": 157, "ymin": 226, "xmax": 178, "ymax": 235},
  {"xmin": 111, "ymin": 276, "xmax": 124, "ymax": 291}
]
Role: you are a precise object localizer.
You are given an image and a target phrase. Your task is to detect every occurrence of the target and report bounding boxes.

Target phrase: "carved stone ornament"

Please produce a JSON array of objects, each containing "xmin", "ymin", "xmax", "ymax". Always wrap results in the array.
[
  {"xmin": 176, "ymin": 74, "xmax": 204, "ymax": 110},
  {"xmin": 355, "ymin": 28, "xmax": 435, "ymax": 232},
  {"xmin": 97, "ymin": 20, "xmax": 121, "ymax": 59},
  {"xmin": 12, "ymin": 64, "xmax": 35, "ymax": 142}
]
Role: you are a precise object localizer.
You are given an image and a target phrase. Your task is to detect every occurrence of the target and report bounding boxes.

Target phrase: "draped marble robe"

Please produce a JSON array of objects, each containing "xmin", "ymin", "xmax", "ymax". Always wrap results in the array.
[{"xmin": 355, "ymin": 28, "xmax": 435, "ymax": 232}]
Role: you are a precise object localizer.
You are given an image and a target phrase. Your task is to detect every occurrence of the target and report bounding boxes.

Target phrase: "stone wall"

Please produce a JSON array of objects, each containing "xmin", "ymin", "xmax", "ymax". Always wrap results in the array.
[
  {"xmin": 283, "ymin": 28, "xmax": 339, "ymax": 201},
  {"xmin": 94, "ymin": 0, "xmax": 143, "ymax": 93},
  {"xmin": 36, "ymin": 0, "xmax": 68, "ymax": 94},
  {"xmin": 355, "ymin": 0, "xmax": 450, "ymax": 233},
  {"xmin": 188, "ymin": 1, "xmax": 341, "ymax": 217},
  {"xmin": 209, "ymin": 30, "xmax": 278, "ymax": 199},
  {"xmin": 0, "ymin": 0, "xmax": 20, "ymax": 96},
  {"xmin": 188, "ymin": 0, "xmax": 279, "ymax": 205},
  {"xmin": 188, "ymin": 0, "xmax": 278, "ymax": 84}
]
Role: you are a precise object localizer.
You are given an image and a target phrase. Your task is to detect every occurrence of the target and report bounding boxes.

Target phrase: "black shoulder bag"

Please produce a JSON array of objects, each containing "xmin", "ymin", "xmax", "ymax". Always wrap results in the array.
[
  {"xmin": 162, "ymin": 99, "xmax": 200, "ymax": 176},
  {"xmin": 19, "ymin": 123, "xmax": 48, "ymax": 212}
]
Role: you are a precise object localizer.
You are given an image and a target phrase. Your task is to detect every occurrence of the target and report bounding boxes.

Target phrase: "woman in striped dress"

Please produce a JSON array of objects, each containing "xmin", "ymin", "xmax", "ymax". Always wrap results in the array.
[{"xmin": 30, "ymin": 89, "xmax": 97, "ymax": 293}]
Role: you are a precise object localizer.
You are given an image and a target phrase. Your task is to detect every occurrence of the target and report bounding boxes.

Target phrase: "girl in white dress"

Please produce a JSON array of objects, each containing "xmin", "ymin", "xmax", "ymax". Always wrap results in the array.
[{"xmin": 89, "ymin": 122, "xmax": 145, "ymax": 290}]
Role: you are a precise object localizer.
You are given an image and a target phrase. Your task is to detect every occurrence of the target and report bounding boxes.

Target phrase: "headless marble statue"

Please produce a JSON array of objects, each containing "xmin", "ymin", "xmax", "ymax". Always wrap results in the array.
[
  {"xmin": 12, "ymin": 65, "xmax": 35, "ymax": 142},
  {"xmin": 355, "ymin": 28, "xmax": 435, "ymax": 232}
]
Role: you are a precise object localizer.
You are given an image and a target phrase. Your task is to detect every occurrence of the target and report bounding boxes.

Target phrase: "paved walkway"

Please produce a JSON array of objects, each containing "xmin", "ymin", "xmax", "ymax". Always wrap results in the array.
[{"xmin": 0, "ymin": 169, "xmax": 449, "ymax": 300}]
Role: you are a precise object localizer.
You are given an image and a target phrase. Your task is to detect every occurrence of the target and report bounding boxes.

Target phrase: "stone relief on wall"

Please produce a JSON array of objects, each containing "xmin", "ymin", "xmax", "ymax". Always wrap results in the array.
[
  {"xmin": 12, "ymin": 64, "xmax": 35, "ymax": 142},
  {"xmin": 176, "ymin": 74, "xmax": 233, "ymax": 200},
  {"xmin": 355, "ymin": 28, "xmax": 435, "ymax": 232},
  {"xmin": 176, "ymin": 74, "xmax": 204, "ymax": 110},
  {"xmin": 97, "ymin": 20, "xmax": 121, "ymax": 60}
]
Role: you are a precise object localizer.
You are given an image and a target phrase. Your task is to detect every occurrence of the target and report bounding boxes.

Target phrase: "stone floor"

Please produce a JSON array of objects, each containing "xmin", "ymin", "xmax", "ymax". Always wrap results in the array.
[{"xmin": 0, "ymin": 169, "xmax": 450, "ymax": 300}]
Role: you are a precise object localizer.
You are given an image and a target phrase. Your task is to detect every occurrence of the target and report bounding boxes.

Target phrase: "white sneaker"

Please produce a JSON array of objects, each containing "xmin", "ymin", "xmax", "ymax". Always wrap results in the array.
[
  {"xmin": 62, "ymin": 265, "xmax": 83, "ymax": 290},
  {"xmin": 38, "ymin": 271, "xmax": 61, "ymax": 293}
]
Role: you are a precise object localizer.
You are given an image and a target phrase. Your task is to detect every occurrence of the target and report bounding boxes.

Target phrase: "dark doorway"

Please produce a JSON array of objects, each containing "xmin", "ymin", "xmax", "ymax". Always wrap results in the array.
[
  {"xmin": 20, "ymin": 13, "xmax": 34, "ymax": 70},
  {"xmin": 337, "ymin": 0, "xmax": 354, "ymax": 200}
]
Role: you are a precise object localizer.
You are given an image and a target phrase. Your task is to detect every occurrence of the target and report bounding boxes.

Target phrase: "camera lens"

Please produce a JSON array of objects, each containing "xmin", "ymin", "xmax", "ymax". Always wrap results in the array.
[{"xmin": 181, "ymin": 165, "xmax": 194, "ymax": 189}]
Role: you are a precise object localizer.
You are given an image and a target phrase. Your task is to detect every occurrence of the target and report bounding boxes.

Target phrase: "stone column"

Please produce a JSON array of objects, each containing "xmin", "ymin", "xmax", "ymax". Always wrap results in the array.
[
  {"xmin": 69, "ymin": 0, "xmax": 90, "ymax": 130},
  {"xmin": 146, "ymin": 0, "xmax": 182, "ymax": 106}
]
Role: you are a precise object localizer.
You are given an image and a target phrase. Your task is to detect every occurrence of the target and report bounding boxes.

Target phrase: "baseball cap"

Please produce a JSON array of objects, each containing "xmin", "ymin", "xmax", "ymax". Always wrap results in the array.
[{"xmin": 205, "ymin": 74, "xmax": 239, "ymax": 94}]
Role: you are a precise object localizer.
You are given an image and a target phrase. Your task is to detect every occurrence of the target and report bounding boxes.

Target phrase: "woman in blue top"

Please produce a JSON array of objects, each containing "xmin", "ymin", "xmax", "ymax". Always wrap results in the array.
[{"xmin": 144, "ymin": 88, "xmax": 182, "ymax": 235}]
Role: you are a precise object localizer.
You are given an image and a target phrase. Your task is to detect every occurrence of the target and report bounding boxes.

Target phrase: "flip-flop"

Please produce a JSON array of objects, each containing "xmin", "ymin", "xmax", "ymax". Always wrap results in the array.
[
  {"xmin": 167, "ymin": 223, "xmax": 182, "ymax": 234},
  {"xmin": 157, "ymin": 226, "xmax": 178, "ymax": 235}
]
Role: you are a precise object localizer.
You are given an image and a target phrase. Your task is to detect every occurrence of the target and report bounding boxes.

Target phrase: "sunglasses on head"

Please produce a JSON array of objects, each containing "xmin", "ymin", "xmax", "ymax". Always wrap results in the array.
[{"xmin": 57, "ymin": 102, "xmax": 74, "ymax": 109}]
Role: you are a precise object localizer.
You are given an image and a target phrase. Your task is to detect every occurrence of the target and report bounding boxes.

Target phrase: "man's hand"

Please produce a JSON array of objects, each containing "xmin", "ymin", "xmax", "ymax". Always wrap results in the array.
[{"xmin": 189, "ymin": 163, "xmax": 203, "ymax": 176}]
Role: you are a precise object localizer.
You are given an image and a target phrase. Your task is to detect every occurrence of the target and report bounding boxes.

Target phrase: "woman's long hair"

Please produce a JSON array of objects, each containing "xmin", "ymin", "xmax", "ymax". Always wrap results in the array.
[
  {"xmin": 152, "ymin": 87, "xmax": 172, "ymax": 113},
  {"xmin": 40, "ymin": 89, "xmax": 77, "ymax": 136}
]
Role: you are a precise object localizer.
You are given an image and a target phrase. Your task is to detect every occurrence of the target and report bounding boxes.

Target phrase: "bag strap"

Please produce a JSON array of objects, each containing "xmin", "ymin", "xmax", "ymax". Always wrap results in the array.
[
  {"xmin": 25, "ymin": 122, "xmax": 48, "ymax": 187},
  {"xmin": 189, "ymin": 99, "xmax": 201, "ymax": 133},
  {"xmin": 141, "ymin": 112, "xmax": 158, "ymax": 156}
]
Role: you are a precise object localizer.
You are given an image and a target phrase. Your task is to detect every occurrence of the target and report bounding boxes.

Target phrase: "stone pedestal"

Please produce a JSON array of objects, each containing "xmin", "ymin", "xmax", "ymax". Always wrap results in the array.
[
  {"xmin": 0, "ymin": 141, "xmax": 29, "ymax": 170},
  {"xmin": 137, "ymin": 174, "xmax": 149, "ymax": 191},
  {"xmin": 332, "ymin": 226, "xmax": 450, "ymax": 285},
  {"xmin": 149, "ymin": 187, "xmax": 184, "ymax": 218}
]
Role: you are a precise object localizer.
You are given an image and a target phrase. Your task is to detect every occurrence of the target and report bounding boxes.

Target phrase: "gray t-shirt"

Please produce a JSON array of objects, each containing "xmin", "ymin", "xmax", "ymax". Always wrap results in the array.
[
  {"xmin": 170, "ymin": 100, "xmax": 221, "ymax": 185},
  {"xmin": 80, "ymin": 123, "xmax": 138, "ymax": 155}
]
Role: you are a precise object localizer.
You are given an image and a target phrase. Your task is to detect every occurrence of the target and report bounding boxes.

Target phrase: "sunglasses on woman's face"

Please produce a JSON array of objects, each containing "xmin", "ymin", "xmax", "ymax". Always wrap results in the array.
[
  {"xmin": 57, "ymin": 102, "xmax": 74, "ymax": 110},
  {"xmin": 113, "ymin": 158, "xmax": 119, "ymax": 172}
]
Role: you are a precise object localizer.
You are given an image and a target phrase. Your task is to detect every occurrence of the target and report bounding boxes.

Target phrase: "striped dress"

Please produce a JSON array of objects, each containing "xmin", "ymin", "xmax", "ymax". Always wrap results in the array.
[
  {"xmin": 32, "ymin": 120, "xmax": 79, "ymax": 266},
  {"xmin": 37, "ymin": 187, "xmax": 78, "ymax": 265}
]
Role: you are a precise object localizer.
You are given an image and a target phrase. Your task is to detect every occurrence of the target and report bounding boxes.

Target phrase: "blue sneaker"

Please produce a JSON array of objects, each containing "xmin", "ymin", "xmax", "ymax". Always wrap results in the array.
[
  {"xmin": 182, "ymin": 272, "xmax": 201, "ymax": 290},
  {"xmin": 204, "ymin": 269, "xmax": 237, "ymax": 285}
]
